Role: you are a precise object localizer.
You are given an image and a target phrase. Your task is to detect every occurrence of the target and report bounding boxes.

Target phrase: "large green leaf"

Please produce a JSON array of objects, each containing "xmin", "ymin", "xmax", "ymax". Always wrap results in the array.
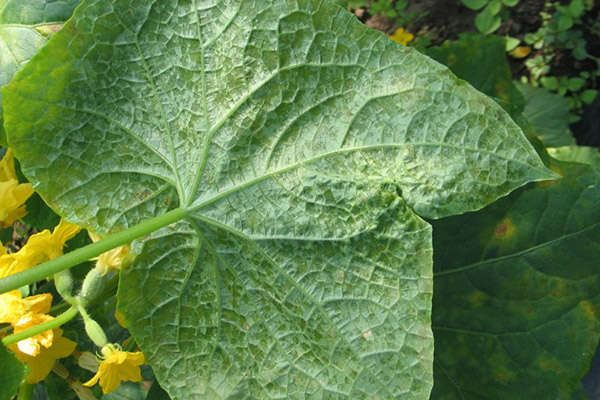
[
  {"xmin": 0, "ymin": 0, "xmax": 81, "ymax": 144},
  {"xmin": 0, "ymin": 344, "xmax": 28, "ymax": 400},
  {"xmin": 3, "ymin": 0, "xmax": 555, "ymax": 398},
  {"xmin": 515, "ymin": 81, "xmax": 575, "ymax": 147},
  {"xmin": 431, "ymin": 160, "xmax": 600, "ymax": 398}
]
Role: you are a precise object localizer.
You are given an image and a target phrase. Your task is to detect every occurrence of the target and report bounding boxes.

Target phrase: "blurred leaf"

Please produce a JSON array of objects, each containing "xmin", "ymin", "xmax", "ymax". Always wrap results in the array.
[
  {"xmin": 568, "ymin": 0, "xmax": 585, "ymax": 17},
  {"xmin": 425, "ymin": 33, "xmax": 525, "ymax": 110},
  {"xmin": 515, "ymin": 81, "xmax": 576, "ymax": 147},
  {"xmin": 431, "ymin": 160, "xmax": 600, "ymax": 399},
  {"xmin": 475, "ymin": 5, "xmax": 502, "ymax": 34},
  {"xmin": 0, "ymin": 344, "xmax": 28, "ymax": 400},
  {"xmin": 505, "ymin": 36, "xmax": 520, "ymax": 51},
  {"xmin": 540, "ymin": 76, "xmax": 559, "ymax": 90},
  {"xmin": 548, "ymin": 146, "xmax": 600, "ymax": 169},
  {"xmin": 461, "ymin": 0, "xmax": 488, "ymax": 10},
  {"xmin": 488, "ymin": 0, "xmax": 502, "ymax": 15},
  {"xmin": 582, "ymin": 89, "xmax": 598, "ymax": 104},
  {"xmin": 568, "ymin": 78, "xmax": 585, "ymax": 92},
  {"xmin": 557, "ymin": 14, "xmax": 574, "ymax": 31}
]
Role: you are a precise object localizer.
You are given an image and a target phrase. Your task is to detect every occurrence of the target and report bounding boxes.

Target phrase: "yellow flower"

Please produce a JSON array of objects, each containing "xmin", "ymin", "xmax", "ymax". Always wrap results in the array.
[
  {"xmin": 14, "ymin": 312, "xmax": 55, "ymax": 356},
  {"xmin": 0, "ymin": 219, "xmax": 81, "ymax": 278},
  {"xmin": 1, "ymin": 291, "xmax": 76, "ymax": 383},
  {"xmin": 0, "ymin": 149, "xmax": 34, "ymax": 228},
  {"xmin": 88, "ymin": 233, "xmax": 129, "ymax": 275},
  {"xmin": 83, "ymin": 344, "xmax": 145, "ymax": 394},
  {"xmin": 25, "ymin": 219, "xmax": 82, "ymax": 261},
  {"xmin": 0, "ymin": 291, "xmax": 52, "ymax": 326},
  {"xmin": 0, "ymin": 148, "xmax": 18, "ymax": 181},
  {"xmin": 389, "ymin": 27, "xmax": 414, "ymax": 45},
  {"xmin": 10, "ymin": 327, "xmax": 77, "ymax": 383},
  {"xmin": 0, "ymin": 290, "xmax": 26, "ymax": 325},
  {"xmin": 0, "ymin": 291, "xmax": 55, "ymax": 354}
]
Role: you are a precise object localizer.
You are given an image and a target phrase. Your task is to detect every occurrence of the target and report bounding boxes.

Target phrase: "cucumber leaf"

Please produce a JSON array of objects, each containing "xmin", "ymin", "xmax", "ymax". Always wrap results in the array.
[
  {"xmin": 431, "ymin": 160, "xmax": 600, "ymax": 398},
  {"xmin": 0, "ymin": 0, "xmax": 81, "ymax": 144},
  {"xmin": 515, "ymin": 81, "xmax": 575, "ymax": 147},
  {"xmin": 3, "ymin": 0, "xmax": 555, "ymax": 398},
  {"xmin": 0, "ymin": 344, "xmax": 28, "ymax": 400}
]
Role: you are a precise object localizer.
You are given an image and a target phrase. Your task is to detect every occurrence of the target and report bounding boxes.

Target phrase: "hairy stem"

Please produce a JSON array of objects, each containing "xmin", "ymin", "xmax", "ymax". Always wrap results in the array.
[
  {"xmin": 1, "ymin": 306, "xmax": 79, "ymax": 346},
  {"xmin": 0, "ymin": 207, "xmax": 187, "ymax": 294}
]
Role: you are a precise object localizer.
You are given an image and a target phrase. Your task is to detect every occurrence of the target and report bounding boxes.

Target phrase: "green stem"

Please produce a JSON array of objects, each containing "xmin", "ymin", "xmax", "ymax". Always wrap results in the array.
[
  {"xmin": 1, "ymin": 307, "xmax": 78, "ymax": 346},
  {"xmin": 17, "ymin": 381, "xmax": 33, "ymax": 400},
  {"xmin": 0, "ymin": 207, "xmax": 187, "ymax": 294}
]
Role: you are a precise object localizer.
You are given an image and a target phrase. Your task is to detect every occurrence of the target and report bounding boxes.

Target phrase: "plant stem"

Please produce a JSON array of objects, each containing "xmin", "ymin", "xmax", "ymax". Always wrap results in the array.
[
  {"xmin": 17, "ymin": 381, "xmax": 33, "ymax": 400},
  {"xmin": 0, "ymin": 207, "xmax": 187, "ymax": 294},
  {"xmin": 1, "ymin": 306, "xmax": 79, "ymax": 346}
]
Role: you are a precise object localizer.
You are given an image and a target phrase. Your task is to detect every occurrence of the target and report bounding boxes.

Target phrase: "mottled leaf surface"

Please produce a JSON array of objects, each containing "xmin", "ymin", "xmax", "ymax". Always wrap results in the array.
[
  {"xmin": 3, "ymin": 0, "xmax": 554, "ymax": 398},
  {"xmin": 431, "ymin": 160, "xmax": 600, "ymax": 399},
  {"xmin": 0, "ymin": 0, "xmax": 80, "ymax": 24}
]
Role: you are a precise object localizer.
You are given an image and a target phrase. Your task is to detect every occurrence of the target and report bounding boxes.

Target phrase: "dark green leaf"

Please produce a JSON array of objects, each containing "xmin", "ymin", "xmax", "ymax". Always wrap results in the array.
[
  {"xmin": 0, "ymin": 344, "xmax": 28, "ymax": 400},
  {"xmin": 461, "ymin": 0, "xmax": 488, "ymax": 11},
  {"xmin": 515, "ymin": 82, "xmax": 575, "ymax": 147},
  {"xmin": 425, "ymin": 33, "xmax": 525, "ymax": 111},
  {"xmin": 146, "ymin": 379, "xmax": 170, "ymax": 400},
  {"xmin": 431, "ymin": 160, "xmax": 600, "ymax": 399},
  {"xmin": 582, "ymin": 89, "xmax": 598, "ymax": 104},
  {"xmin": 475, "ymin": 5, "xmax": 502, "ymax": 34},
  {"xmin": 22, "ymin": 193, "xmax": 60, "ymax": 231}
]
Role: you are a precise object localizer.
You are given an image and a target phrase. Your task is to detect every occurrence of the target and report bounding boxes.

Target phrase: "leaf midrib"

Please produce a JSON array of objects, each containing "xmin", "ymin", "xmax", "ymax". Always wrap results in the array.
[{"xmin": 188, "ymin": 141, "xmax": 550, "ymax": 214}]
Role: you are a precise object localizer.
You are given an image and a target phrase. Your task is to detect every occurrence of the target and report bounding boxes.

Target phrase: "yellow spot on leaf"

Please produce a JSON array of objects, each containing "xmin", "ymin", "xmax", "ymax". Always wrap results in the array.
[
  {"xmin": 550, "ymin": 282, "xmax": 565, "ymax": 298},
  {"xmin": 580, "ymin": 301, "xmax": 597, "ymax": 321},
  {"xmin": 494, "ymin": 218, "xmax": 515, "ymax": 238},
  {"xmin": 537, "ymin": 356, "xmax": 559, "ymax": 370},
  {"xmin": 495, "ymin": 370, "xmax": 509, "ymax": 383},
  {"xmin": 467, "ymin": 291, "xmax": 489, "ymax": 307},
  {"xmin": 362, "ymin": 330, "xmax": 373, "ymax": 341}
]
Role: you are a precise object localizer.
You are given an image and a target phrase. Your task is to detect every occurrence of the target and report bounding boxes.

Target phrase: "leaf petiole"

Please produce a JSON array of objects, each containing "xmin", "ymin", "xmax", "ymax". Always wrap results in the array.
[
  {"xmin": 1, "ymin": 306, "xmax": 79, "ymax": 346},
  {"xmin": 0, "ymin": 207, "xmax": 188, "ymax": 294}
]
